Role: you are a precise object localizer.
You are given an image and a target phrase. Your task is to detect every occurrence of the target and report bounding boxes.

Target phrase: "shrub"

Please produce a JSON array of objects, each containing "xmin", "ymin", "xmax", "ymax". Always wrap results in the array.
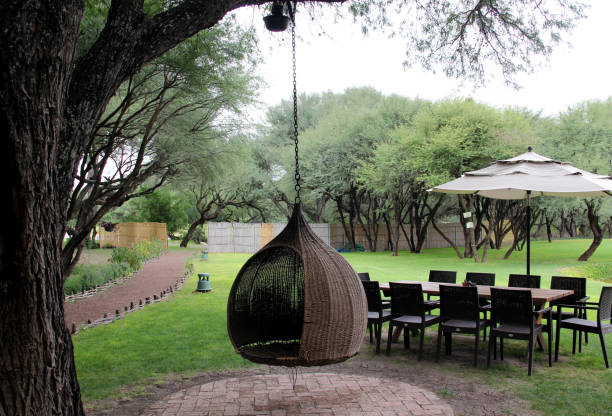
[
  {"xmin": 109, "ymin": 239, "xmax": 164, "ymax": 271},
  {"xmin": 110, "ymin": 246, "xmax": 142, "ymax": 270},
  {"xmin": 64, "ymin": 262, "xmax": 133, "ymax": 295}
]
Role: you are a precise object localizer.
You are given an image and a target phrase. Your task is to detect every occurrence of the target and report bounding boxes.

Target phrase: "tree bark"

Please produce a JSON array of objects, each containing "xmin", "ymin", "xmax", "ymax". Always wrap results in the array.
[
  {"xmin": 432, "ymin": 221, "xmax": 463, "ymax": 259},
  {"xmin": 0, "ymin": 1, "xmax": 86, "ymax": 413},
  {"xmin": 578, "ymin": 200, "xmax": 603, "ymax": 261},
  {"xmin": 181, "ymin": 219, "xmax": 205, "ymax": 247}
]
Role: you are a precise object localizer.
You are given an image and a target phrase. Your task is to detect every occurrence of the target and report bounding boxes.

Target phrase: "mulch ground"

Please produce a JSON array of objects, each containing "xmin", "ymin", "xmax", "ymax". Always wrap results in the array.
[{"xmin": 64, "ymin": 251, "xmax": 192, "ymax": 329}]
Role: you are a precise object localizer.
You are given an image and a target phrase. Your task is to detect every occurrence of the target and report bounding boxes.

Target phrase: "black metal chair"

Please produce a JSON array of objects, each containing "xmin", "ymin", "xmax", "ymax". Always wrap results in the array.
[
  {"xmin": 436, "ymin": 285, "xmax": 490, "ymax": 367},
  {"xmin": 549, "ymin": 276, "xmax": 589, "ymax": 349},
  {"xmin": 362, "ymin": 281, "xmax": 392, "ymax": 354},
  {"xmin": 427, "ymin": 270, "xmax": 457, "ymax": 299},
  {"xmin": 487, "ymin": 288, "xmax": 553, "ymax": 376},
  {"xmin": 466, "ymin": 272, "xmax": 495, "ymax": 286},
  {"xmin": 466, "ymin": 272, "xmax": 495, "ymax": 338},
  {"xmin": 425, "ymin": 270, "xmax": 457, "ymax": 313},
  {"xmin": 386, "ymin": 283, "xmax": 440, "ymax": 360},
  {"xmin": 358, "ymin": 272, "xmax": 370, "ymax": 282},
  {"xmin": 359, "ymin": 272, "xmax": 391, "ymax": 309},
  {"xmin": 508, "ymin": 274, "xmax": 541, "ymax": 289},
  {"xmin": 555, "ymin": 286, "xmax": 612, "ymax": 368}
]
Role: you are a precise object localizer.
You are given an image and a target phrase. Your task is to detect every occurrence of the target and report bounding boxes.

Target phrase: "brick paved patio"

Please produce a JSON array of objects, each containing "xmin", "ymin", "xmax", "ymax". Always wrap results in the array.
[{"xmin": 142, "ymin": 372, "xmax": 453, "ymax": 416}]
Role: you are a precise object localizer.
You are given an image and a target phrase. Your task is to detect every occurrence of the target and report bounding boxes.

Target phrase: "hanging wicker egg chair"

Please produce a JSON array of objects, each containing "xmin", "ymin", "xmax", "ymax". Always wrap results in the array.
[{"xmin": 227, "ymin": 203, "xmax": 367, "ymax": 367}]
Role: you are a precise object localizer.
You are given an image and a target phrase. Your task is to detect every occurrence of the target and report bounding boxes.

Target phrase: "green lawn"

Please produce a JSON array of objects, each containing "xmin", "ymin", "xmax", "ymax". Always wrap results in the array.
[{"xmin": 73, "ymin": 239, "xmax": 612, "ymax": 414}]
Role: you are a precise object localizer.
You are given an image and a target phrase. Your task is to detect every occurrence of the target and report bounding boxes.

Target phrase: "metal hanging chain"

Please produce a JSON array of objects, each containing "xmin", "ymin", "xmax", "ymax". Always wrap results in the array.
[{"xmin": 290, "ymin": 2, "xmax": 300, "ymax": 204}]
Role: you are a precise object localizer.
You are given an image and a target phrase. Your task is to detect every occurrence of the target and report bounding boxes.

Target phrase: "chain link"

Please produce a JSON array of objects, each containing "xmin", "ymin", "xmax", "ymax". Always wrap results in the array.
[{"xmin": 291, "ymin": 8, "xmax": 301, "ymax": 204}]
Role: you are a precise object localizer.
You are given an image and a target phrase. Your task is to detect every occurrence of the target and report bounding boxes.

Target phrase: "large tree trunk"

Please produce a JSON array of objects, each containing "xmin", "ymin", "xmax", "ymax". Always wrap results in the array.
[{"xmin": 0, "ymin": 2, "xmax": 86, "ymax": 414}]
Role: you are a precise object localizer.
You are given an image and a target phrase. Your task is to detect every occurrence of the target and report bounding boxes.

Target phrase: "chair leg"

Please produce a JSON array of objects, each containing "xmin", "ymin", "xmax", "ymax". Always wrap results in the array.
[
  {"xmin": 487, "ymin": 333, "xmax": 495, "ymax": 368},
  {"xmin": 474, "ymin": 331, "xmax": 480, "ymax": 367},
  {"xmin": 555, "ymin": 320, "xmax": 561, "ymax": 362},
  {"xmin": 579, "ymin": 327, "xmax": 583, "ymax": 353},
  {"xmin": 500, "ymin": 337, "xmax": 504, "ymax": 361},
  {"xmin": 599, "ymin": 331, "xmax": 609, "ymax": 368},
  {"xmin": 548, "ymin": 323, "xmax": 553, "ymax": 367},
  {"xmin": 583, "ymin": 309, "xmax": 589, "ymax": 345},
  {"xmin": 493, "ymin": 333, "xmax": 497, "ymax": 360},
  {"xmin": 386, "ymin": 323, "xmax": 393, "ymax": 356},
  {"xmin": 375, "ymin": 323, "xmax": 382, "ymax": 354},
  {"xmin": 404, "ymin": 326, "xmax": 410, "ymax": 350},
  {"xmin": 369, "ymin": 323, "xmax": 373, "ymax": 344},
  {"xmin": 572, "ymin": 330, "xmax": 577, "ymax": 355},
  {"xmin": 528, "ymin": 337, "xmax": 534, "ymax": 376},
  {"xmin": 436, "ymin": 326, "xmax": 443, "ymax": 363},
  {"xmin": 445, "ymin": 332, "xmax": 451, "ymax": 355},
  {"xmin": 418, "ymin": 327, "xmax": 425, "ymax": 361}
]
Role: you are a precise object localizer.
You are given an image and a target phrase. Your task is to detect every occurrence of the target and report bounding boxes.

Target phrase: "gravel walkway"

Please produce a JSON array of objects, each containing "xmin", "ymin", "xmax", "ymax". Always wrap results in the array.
[{"xmin": 64, "ymin": 251, "xmax": 192, "ymax": 329}]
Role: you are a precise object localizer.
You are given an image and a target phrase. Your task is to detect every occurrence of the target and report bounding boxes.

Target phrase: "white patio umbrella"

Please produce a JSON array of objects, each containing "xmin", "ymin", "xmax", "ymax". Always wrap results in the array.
[{"xmin": 430, "ymin": 147, "xmax": 612, "ymax": 274}]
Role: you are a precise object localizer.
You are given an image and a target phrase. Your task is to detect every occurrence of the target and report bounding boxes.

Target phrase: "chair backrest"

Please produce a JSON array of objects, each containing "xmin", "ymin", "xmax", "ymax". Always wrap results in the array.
[
  {"xmin": 357, "ymin": 272, "xmax": 371, "ymax": 282},
  {"xmin": 490, "ymin": 288, "xmax": 534, "ymax": 327},
  {"xmin": 439, "ymin": 285, "xmax": 479, "ymax": 322},
  {"xmin": 550, "ymin": 276, "xmax": 587, "ymax": 305},
  {"xmin": 361, "ymin": 281, "xmax": 383, "ymax": 313},
  {"xmin": 429, "ymin": 270, "xmax": 457, "ymax": 284},
  {"xmin": 389, "ymin": 282, "xmax": 424, "ymax": 317},
  {"xmin": 466, "ymin": 272, "xmax": 495, "ymax": 286},
  {"xmin": 508, "ymin": 274, "xmax": 541, "ymax": 289},
  {"xmin": 598, "ymin": 286, "xmax": 612, "ymax": 322}
]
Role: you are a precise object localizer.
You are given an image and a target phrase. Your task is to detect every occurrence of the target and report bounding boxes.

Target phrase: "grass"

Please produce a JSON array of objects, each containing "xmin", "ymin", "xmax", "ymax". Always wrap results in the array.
[{"xmin": 72, "ymin": 239, "xmax": 612, "ymax": 414}]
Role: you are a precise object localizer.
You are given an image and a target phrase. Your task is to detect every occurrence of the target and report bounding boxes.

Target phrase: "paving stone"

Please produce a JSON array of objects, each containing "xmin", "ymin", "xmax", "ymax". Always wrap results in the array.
[{"xmin": 142, "ymin": 373, "xmax": 453, "ymax": 415}]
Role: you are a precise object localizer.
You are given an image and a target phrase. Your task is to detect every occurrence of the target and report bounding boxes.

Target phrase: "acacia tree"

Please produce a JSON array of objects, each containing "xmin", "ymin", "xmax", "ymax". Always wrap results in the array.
[
  {"xmin": 0, "ymin": 0, "xmax": 585, "ymax": 414},
  {"xmin": 540, "ymin": 99, "xmax": 612, "ymax": 260}
]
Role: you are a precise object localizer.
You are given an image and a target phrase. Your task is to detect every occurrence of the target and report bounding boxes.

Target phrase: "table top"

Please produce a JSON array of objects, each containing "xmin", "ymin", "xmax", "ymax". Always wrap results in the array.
[{"xmin": 378, "ymin": 280, "xmax": 573, "ymax": 304}]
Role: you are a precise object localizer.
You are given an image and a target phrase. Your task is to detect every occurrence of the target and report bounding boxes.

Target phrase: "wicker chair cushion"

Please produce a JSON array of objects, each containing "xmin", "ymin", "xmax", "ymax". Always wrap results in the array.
[{"xmin": 392, "ymin": 314, "xmax": 440, "ymax": 325}]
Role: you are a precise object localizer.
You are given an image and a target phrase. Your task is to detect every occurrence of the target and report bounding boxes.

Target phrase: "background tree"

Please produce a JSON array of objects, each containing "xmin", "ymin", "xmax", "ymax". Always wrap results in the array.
[
  {"xmin": 540, "ymin": 99, "xmax": 612, "ymax": 260},
  {"xmin": 62, "ymin": 17, "xmax": 260, "ymax": 276},
  {"xmin": 0, "ymin": 0, "xmax": 585, "ymax": 413}
]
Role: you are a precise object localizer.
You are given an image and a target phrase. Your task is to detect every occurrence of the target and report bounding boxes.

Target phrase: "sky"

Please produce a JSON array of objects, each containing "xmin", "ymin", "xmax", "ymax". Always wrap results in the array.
[{"xmin": 234, "ymin": 1, "xmax": 612, "ymax": 122}]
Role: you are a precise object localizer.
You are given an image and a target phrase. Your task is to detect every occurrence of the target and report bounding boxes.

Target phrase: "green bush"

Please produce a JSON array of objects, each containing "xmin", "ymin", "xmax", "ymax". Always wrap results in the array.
[
  {"xmin": 64, "ymin": 262, "xmax": 132, "ymax": 295},
  {"xmin": 109, "ymin": 239, "xmax": 164, "ymax": 271},
  {"xmin": 110, "ymin": 246, "xmax": 142, "ymax": 270},
  {"xmin": 65, "ymin": 239, "xmax": 164, "ymax": 295}
]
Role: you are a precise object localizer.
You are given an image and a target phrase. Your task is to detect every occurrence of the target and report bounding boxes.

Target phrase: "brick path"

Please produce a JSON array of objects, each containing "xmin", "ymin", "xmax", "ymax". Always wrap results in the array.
[
  {"xmin": 64, "ymin": 251, "xmax": 192, "ymax": 329},
  {"xmin": 142, "ymin": 372, "xmax": 453, "ymax": 416}
]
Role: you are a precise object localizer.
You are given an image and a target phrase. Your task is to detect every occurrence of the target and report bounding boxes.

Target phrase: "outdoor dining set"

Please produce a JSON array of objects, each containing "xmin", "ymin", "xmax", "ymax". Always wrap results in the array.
[{"xmin": 359, "ymin": 271, "xmax": 612, "ymax": 376}]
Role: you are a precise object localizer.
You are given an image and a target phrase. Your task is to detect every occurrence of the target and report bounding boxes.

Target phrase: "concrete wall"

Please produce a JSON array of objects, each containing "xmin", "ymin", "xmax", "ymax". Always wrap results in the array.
[
  {"xmin": 329, "ymin": 223, "xmax": 464, "ymax": 251},
  {"xmin": 208, "ymin": 221, "xmax": 463, "ymax": 253}
]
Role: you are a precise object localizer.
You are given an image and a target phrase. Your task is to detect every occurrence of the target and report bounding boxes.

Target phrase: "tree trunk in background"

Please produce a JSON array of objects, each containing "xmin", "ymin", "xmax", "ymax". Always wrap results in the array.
[
  {"xmin": 432, "ymin": 220, "xmax": 463, "ymax": 259},
  {"xmin": 578, "ymin": 200, "xmax": 603, "ymax": 261},
  {"xmin": 181, "ymin": 219, "xmax": 205, "ymax": 247},
  {"xmin": 480, "ymin": 200, "xmax": 495, "ymax": 262}
]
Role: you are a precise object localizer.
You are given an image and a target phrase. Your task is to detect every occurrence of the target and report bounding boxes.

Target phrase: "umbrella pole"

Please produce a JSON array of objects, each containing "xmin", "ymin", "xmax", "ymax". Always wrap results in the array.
[{"xmin": 526, "ymin": 191, "xmax": 531, "ymax": 275}]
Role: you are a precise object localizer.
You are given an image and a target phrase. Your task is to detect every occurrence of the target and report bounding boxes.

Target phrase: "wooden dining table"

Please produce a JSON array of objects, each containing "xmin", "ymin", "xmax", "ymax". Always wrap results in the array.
[
  {"xmin": 378, "ymin": 280, "xmax": 573, "ymax": 304},
  {"xmin": 378, "ymin": 281, "xmax": 574, "ymax": 349}
]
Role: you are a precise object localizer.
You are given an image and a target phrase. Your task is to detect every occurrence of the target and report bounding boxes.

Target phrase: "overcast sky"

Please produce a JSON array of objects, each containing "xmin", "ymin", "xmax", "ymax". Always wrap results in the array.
[{"xmin": 234, "ymin": 1, "xmax": 612, "ymax": 123}]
